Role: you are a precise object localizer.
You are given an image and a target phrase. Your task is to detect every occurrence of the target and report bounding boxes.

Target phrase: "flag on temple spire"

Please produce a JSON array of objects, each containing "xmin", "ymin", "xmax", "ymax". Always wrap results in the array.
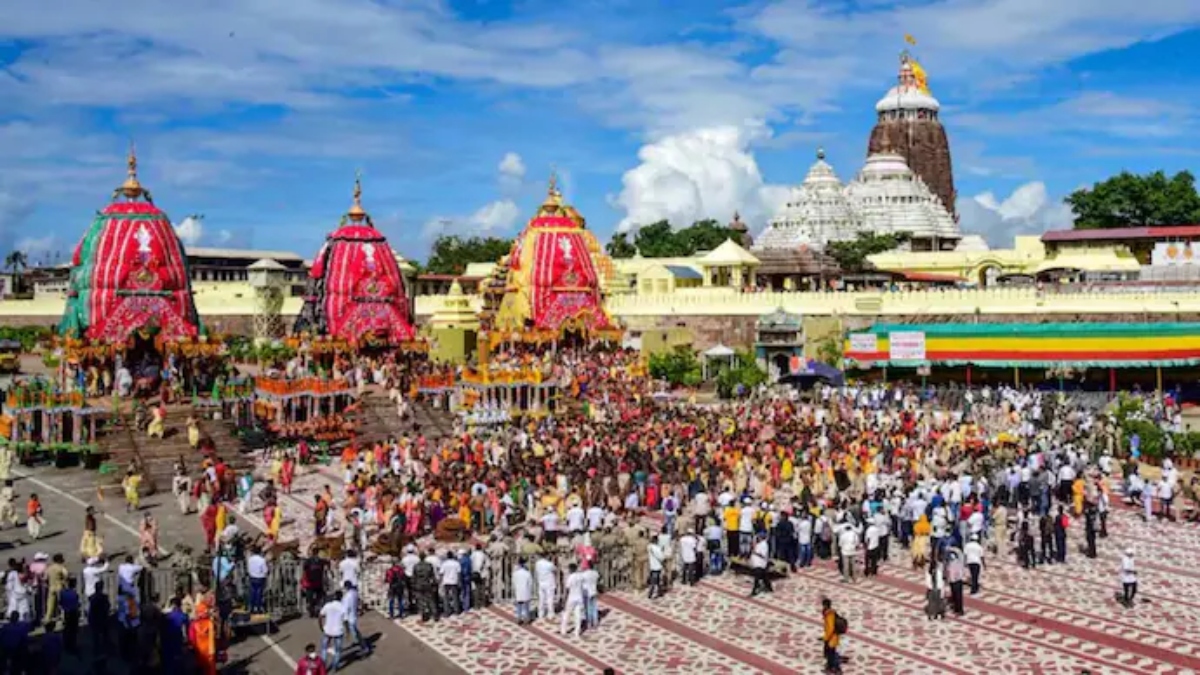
[{"xmin": 905, "ymin": 34, "xmax": 917, "ymax": 46}]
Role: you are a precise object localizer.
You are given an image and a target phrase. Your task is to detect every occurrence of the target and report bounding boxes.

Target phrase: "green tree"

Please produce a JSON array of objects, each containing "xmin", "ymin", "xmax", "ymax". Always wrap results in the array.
[
  {"xmin": 674, "ymin": 219, "xmax": 737, "ymax": 254},
  {"xmin": 648, "ymin": 346, "xmax": 702, "ymax": 387},
  {"xmin": 824, "ymin": 232, "xmax": 910, "ymax": 274},
  {"xmin": 620, "ymin": 219, "xmax": 744, "ymax": 258},
  {"xmin": 1066, "ymin": 170, "xmax": 1200, "ymax": 230},
  {"xmin": 4, "ymin": 250, "xmax": 27, "ymax": 294},
  {"xmin": 715, "ymin": 350, "xmax": 769, "ymax": 398},
  {"xmin": 631, "ymin": 220, "xmax": 683, "ymax": 257},
  {"xmin": 424, "ymin": 235, "xmax": 514, "ymax": 275},
  {"xmin": 606, "ymin": 232, "xmax": 638, "ymax": 259},
  {"xmin": 815, "ymin": 336, "xmax": 844, "ymax": 369}
]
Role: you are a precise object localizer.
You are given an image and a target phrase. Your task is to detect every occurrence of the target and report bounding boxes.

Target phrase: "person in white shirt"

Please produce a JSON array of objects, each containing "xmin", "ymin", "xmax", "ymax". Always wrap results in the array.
[
  {"xmin": 542, "ymin": 510, "xmax": 561, "ymax": 545},
  {"xmin": 566, "ymin": 504, "xmax": 585, "ymax": 534},
  {"xmin": 738, "ymin": 500, "xmax": 757, "ymax": 556},
  {"xmin": 647, "ymin": 539, "xmax": 666, "ymax": 599},
  {"xmin": 560, "ymin": 563, "xmax": 585, "ymax": 637},
  {"xmin": 117, "ymin": 555, "xmax": 143, "ymax": 600},
  {"xmin": 692, "ymin": 491, "xmax": 711, "ymax": 533},
  {"xmin": 678, "ymin": 529, "xmax": 700, "ymax": 585},
  {"xmin": 339, "ymin": 551, "xmax": 361, "ymax": 588},
  {"xmin": 963, "ymin": 535, "xmax": 986, "ymax": 595},
  {"xmin": 838, "ymin": 520, "xmax": 860, "ymax": 583},
  {"xmin": 534, "ymin": 555, "xmax": 557, "ymax": 620},
  {"xmin": 512, "ymin": 558, "xmax": 534, "ymax": 624},
  {"xmin": 795, "ymin": 513, "xmax": 814, "ymax": 568},
  {"xmin": 401, "ymin": 544, "xmax": 421, "ymax": 608},
  {"xmin": 703, "ymin": 521, "xmax": 725, "ymax": 574},
  {"xmin": 83, "ymin": 557, "xmax": 108, "ymax": 599},
  {"xmin": 1159, "ymin": 480, "xmax": 1175, "ymax": 520},
  {"xmin": 581, "ymin": 563, "xmax": 600, "ymax": 628},
  {"xmin": 470, "ymin": 544, "xmax": 491, "ymax": 607},
  {"xmin": 220, "ymin": 515, "xmax": 240, "ymax": 547},
  {"xmin": 247, "ymin": 547, "xmax": 270, "ymax": 614},
  {"xmin": 749, "ymin": 533, "xmax": 772, "ymax": 596},
  {"xmin": 319, "ymin": 591, "xmax": 347, "ymax": 670},
  {"xmin": 1120, "ymin": 547, "xmax": 1138, "ymax": 607},
  {"xmin": 864, "ymin": 521, "xmax": 882, "ymax": 577},
  {"xmin": 342, "ymin": 580, "xmax": 373, "ymax": 657},
  {"xmin": 586, "ymin": 504, "xmax": 605, "ymax": 532},
  {"xmin": 439, "ymin": 553, "xmax": 463, "ymax": 616}
]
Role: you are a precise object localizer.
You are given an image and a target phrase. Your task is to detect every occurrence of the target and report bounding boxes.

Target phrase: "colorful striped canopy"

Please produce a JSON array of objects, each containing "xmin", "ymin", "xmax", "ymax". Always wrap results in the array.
[{"xmin": 844, "ymin": 322, "xmax": 1200, "ymax": 368}]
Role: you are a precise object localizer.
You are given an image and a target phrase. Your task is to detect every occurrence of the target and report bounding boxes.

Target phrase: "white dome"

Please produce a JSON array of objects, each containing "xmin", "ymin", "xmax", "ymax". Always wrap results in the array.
[
  {"xmin": 859, "ymin": 152, "xmax": 912, "ymax": 177},
  {"xmin": 875, "ymin": 86, "xmax": 941, "ymax": 113},
  {"xmin": 846, "ymin": 152, "xmax": 960, "ymax": 241},
  {"xmin": 757, "ymin": 149, "xmax": 860, "ymax": 251}
]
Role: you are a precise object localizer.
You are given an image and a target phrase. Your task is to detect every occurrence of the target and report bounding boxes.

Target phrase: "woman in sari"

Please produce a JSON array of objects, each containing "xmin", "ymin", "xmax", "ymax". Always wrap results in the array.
[
  {"xmin": 187, "ymin": 416, "xmax": 201, "ymax": 449},
  {"xmin": 139, "ymin": 512, "xmax": 159, "ymax": 562},
  {"xmin": 280, "ymin": 454, "xmax": 295, "ymax": 495},
  {"xmin": 80, "ymin": 506, "xmax": 104, "ymax": 562},
  {"xmin": 147, "ymin": 402, "xmax": 166, "ymax": 439},
  {"xmin": 265, "ymin": 499, "xmax": 283, "ymax": 544},
  {"xmin": 911, "ymin": 513, "xmax": 932, "ymax": 569}
]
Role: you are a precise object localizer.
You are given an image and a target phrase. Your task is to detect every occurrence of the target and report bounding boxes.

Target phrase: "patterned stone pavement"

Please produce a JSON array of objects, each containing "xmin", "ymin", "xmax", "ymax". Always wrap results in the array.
[{"xmin": 240, "ymin": 464, "xmax": 1200, "ymax": 675}]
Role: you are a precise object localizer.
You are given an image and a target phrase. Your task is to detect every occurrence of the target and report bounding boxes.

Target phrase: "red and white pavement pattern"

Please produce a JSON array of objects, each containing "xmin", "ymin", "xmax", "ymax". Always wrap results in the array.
[{"xmin": 242, "ymin": 465, "xmax": 1200, "ymax": 675}]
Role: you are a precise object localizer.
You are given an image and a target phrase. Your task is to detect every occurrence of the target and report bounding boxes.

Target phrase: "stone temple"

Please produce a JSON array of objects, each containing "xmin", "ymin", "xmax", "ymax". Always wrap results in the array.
[
  {"xmin": 757, "ymin": 50, "xmax": 962, "ymax": 254},
  {"xmin": 867, "ymin": 50, "xmax": 957, "ymax": 222}
]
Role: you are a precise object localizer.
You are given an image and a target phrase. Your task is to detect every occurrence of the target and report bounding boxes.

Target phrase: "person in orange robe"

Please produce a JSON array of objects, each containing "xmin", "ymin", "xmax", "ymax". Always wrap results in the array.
[{"xmin": 189, "ymin": 601, "xmax": 217, "ymax": 675}]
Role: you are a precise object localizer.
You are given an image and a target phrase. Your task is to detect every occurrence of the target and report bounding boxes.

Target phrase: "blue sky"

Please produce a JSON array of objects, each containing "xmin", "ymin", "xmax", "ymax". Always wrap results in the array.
[{"xmin": 1, "ymin": 0, "xmax": 1198, "ymax": 265}]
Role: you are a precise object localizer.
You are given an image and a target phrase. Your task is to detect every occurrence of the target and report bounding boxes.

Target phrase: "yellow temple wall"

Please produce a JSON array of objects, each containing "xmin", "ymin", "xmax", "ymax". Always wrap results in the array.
[{"xmin": 7, "ymin": 279, "xmax": 1200, "ymax": 339}]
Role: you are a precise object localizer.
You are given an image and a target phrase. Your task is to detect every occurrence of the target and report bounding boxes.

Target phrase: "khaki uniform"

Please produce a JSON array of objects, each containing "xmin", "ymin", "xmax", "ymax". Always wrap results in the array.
[{"xmin": 45, "ymin": 562, "xmax": 69, "ymax": 620}]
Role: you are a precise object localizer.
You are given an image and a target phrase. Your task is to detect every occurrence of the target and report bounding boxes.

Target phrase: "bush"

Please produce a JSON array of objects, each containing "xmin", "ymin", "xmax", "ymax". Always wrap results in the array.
[
  {"xmin": 649, "ymin": 347, "xmax": 702, "ymax": 388},
  {"xmin": 716, "ymin": 350, "xmax": 769, "ymax": 399}
]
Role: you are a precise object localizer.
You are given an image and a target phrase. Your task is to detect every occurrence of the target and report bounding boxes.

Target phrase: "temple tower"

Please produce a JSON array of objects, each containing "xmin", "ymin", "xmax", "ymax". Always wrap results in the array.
[{"xmin": 867, "ymin": 51, "xmax": 957, "ymax": 220}]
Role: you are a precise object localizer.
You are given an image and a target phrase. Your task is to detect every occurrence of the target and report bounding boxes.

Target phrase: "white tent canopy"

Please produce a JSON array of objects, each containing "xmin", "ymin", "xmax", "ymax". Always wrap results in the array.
[{"xmin": 702, "ymin": 344, "xmax": 737, "ymax": 379}]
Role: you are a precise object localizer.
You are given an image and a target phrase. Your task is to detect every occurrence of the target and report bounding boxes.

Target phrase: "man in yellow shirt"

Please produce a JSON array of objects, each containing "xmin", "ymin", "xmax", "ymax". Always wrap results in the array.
[{"xmin": 723, "ymin": 504, "xmax": 740, "ymax": 557}]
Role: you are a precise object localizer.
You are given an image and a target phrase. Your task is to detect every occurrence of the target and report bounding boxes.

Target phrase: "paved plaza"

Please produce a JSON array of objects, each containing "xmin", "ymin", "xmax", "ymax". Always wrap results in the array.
[
  {"xmin": 6, "ymin": 459, "xmax": 1200, "ymax": 674},
  {"xmin": 244, "ymin": 463, "xmax": 1200, "ymax": 675}
]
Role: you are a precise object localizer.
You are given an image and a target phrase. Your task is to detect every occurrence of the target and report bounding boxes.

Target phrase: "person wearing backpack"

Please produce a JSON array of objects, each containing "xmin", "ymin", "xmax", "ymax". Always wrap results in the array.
[
  {"xmin": 385, "ymin": 561, "xmax": 406, "ymax": 619},
  {"xmin": 821, "ymin": 597, "xmax": 843, "ymax": 674}
]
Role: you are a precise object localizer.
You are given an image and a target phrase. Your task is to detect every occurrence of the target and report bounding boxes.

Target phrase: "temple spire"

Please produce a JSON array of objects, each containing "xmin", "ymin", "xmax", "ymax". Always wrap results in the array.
[
  {"xmin": 347, "ymin": 170, "xmax": 367, "ymax": 222},
  {"xmin": 540, "ymin": 167, "xmax": 564, "ymax": 213},
  {"xmin": 114, "ymin": 140, "xmax": 151, "ymax": 203}
]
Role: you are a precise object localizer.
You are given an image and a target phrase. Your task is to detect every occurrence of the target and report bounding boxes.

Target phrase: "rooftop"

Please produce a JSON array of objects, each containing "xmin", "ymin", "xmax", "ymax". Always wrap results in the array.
[
  {"xmin": 188, "ymin": 246, "xmax": 305, "ymax": 262},
  {"xmin": 1042, "ymin": 225, "xmax": 1200, "ymax": 243}
]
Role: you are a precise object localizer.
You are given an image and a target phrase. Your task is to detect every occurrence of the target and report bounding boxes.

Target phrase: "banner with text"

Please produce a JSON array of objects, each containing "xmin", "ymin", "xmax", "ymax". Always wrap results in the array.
[{"xmin": 888, "ymin": 331, "xmax": 927, "ymax": 361}]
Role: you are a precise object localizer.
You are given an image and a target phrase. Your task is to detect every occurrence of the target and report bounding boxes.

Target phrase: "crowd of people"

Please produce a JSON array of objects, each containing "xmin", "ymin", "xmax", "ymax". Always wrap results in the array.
[
  {"xmin": 242, "ymin": 358, "xmax": 1198, "ymax": 673},
  {"xmin": 5, "ymin": 339, "xmax": 1200, "ymax": 674},
  {"xmin": 1, "ymin": 545, "xmax": 221, "ymax": 674}
]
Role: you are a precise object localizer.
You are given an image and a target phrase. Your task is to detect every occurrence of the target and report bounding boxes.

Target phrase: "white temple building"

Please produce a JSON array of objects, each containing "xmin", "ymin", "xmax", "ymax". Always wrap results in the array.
[
  {"xmin": 758, "ymin": 146, "xmax": 962, "ymax": 253},
  {"xmin": 755, "ymin": 149, "xmax": 858, "ymax": 250}
]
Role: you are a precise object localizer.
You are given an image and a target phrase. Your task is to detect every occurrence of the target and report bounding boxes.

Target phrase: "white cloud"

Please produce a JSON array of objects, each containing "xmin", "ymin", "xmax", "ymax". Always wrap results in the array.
[
  {"xmin": 469, "ymin": 199, "xmax": 520, "ymax": 232},
  {"xmin": 174, "ymin": 215, "xmax": 205, "ymax": 245},
  {"xmin": 422, "ymin": 199, "xmax": 521, "ymax": 239},
  {"xmin": 957, "ymin": 182, "xmax": 1075, "ymax": 246},
  {"xmin": 216, "ymin": 229, "xmax": 234, "ymax": 245},
  {"xmin": 613, "ymin": 124, "xmax": 786, "ymax": 234},
  {"xmin": 498, "ymin": 152, "xmax": 526, "ymax": 180},
  {"xmin": 498, "ymin": 152, "xmax": 526, "ymax": 193}
]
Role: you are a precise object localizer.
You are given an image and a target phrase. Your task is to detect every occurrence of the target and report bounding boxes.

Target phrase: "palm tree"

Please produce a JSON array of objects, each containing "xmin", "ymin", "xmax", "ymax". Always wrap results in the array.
[{"xmin": 4, "ymin": 251, "xmax": 27, "ymax": 294}]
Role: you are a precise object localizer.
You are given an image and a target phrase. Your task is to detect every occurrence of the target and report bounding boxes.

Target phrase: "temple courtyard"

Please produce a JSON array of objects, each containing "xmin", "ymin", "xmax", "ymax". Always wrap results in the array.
[{"xmin": 236, "ymin": 464, "xmax": 1200, "ymax": 674}]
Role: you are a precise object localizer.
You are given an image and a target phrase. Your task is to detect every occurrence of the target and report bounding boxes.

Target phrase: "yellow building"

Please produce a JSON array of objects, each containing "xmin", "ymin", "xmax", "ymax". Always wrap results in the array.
[{"xmin": 637, "ymin": 263, "xmax": 704, "ymax": 295}]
